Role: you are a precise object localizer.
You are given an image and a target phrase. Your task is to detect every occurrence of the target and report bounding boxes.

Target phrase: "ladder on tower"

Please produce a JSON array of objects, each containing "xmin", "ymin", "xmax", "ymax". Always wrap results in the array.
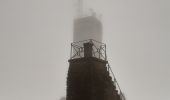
[{"xmin": 106, "ymin": 63, "xmax": 126, "ymax": 100}]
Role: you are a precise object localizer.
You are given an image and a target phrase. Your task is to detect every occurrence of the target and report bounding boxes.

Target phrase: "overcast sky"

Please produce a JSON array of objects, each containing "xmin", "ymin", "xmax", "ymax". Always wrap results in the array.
[{"xmin": 0, "ymin": 0, "xmax": 170, "ymax": 100}]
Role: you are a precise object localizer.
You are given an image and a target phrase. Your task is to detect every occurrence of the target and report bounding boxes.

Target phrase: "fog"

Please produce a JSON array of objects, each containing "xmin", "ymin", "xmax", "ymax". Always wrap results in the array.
[{"xmin": 0, "ymin": 0, "xmax": 170, "ymax": 100}]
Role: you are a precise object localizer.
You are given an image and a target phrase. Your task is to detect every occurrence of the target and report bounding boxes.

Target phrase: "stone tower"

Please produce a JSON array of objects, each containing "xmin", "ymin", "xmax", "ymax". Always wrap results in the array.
[
  {"xmin": 66, "ymin": 1, "xmax": 125, "ymax": 100},
  {"xmin": 66, "ymin": 40, "xmax": 124, "ymax": 100}
]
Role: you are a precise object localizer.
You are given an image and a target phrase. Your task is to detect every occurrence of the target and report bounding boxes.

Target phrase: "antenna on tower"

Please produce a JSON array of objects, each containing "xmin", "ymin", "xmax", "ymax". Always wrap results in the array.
[{"xmin": 77, "ymin": 0, "xmax": 84, "ymax": 16}]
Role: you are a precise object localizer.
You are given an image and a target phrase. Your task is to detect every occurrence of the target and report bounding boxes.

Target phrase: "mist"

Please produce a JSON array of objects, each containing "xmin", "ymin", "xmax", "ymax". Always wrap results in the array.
[{"xmin": 0, "ymin": 0, "xmax": 170, "ymax": 100}]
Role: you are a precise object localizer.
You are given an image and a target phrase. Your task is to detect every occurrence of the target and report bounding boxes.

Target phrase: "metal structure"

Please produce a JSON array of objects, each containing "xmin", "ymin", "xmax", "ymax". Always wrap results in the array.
[{"xmin": 70, "ymin": 39, "xmax": 107, "ymax": 60}]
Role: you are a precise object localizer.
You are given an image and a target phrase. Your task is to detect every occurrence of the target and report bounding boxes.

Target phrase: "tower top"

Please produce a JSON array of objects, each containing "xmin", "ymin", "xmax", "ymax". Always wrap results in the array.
[
  {"xmin": 74, "ymin": 0, "xmax": 103, "ymax": 43},
  {"xmin": 76, "ymin": 0, "xmax": 101, "ymax": 19}
]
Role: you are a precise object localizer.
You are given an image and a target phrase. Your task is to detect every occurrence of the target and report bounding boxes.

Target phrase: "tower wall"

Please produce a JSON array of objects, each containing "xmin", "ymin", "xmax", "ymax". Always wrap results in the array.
[{"xmin": 66, "ymin": 57, "xmax": 121, "ymax": 100}]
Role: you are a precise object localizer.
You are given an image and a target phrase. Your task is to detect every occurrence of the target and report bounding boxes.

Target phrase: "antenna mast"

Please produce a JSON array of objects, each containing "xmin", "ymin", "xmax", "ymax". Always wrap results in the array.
[{"xmin": 78, "ymin": 0, "xmax": 83, "ymax": 16}]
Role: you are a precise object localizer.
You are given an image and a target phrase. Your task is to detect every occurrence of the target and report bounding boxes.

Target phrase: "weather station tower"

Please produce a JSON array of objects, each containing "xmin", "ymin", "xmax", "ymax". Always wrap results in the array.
[{"xmin": 66, "ymin": 0, "xmax": 126, "ymax": 100}]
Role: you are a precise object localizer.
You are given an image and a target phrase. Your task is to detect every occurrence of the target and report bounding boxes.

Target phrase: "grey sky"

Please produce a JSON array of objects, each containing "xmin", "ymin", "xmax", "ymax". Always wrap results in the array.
[{"xmin": 0, "ymin": 0, "xmax": 169, "ymax": 100}]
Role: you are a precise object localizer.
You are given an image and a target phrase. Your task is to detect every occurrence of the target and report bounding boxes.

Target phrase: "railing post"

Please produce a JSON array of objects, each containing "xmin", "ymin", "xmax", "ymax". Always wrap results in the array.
[
  {"xmin": 99, "ymin": 48, "xmax": 101, "ymax": 59},
  {"xmin": 70, "ymin": 43, "xmax": 72, "ymax": 59},
  {"xmin": 105, "ymin": 44, "xmax": 107, "ymax": 61},
  {"xmin": 78, "ymin": 48, "xmax": 81, "ymax": 57}
]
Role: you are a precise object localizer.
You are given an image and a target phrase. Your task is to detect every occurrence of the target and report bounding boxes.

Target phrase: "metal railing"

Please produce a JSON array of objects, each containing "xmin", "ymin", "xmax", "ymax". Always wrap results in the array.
[{"xmin": 70, "ymin": 39, "xmax": 107, "ymax": 61}]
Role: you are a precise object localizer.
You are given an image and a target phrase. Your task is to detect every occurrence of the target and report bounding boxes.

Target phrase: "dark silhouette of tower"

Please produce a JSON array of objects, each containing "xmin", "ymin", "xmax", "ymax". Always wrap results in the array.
[
  {"xmin": 66, "ymin": 1, "xmax": 125, "ymax": 100},
  {"xmin": 67, "ymin": 39, "xmax": 124, "ymax": 100}
]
